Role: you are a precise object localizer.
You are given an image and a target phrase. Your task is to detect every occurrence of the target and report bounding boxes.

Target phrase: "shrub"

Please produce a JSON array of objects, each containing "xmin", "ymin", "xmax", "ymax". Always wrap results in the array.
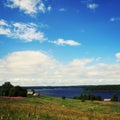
[
  {"xmin": 81, "ymin": 98, "xmax": 85, "ymax": 102},
  {"xmin": 62, "ymin": 96, "xmax": 66, "ymax": 100},
  {"xmin": 111, "ymin": 94, "xmax": 118, "ymax": 102},
  {"xmin": 89, "ymin": 94, "xmax": 95, "ymax": 101},
  {"xmin": 95, "ymin": 96, "xmax": 102, "ymax": 101}
]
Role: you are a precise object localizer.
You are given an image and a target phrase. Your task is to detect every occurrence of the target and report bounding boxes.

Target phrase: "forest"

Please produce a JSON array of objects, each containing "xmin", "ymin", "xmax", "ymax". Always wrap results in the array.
[{"xmin": 84, "ymin": 85, "xmax": 120, "ymax": 92}]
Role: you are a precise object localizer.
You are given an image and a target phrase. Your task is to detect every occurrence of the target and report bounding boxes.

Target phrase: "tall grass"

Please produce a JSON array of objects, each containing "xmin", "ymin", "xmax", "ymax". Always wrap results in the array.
[{"xmin": 0, "ymin": 96, "xmax": 120, "ymax": 120}]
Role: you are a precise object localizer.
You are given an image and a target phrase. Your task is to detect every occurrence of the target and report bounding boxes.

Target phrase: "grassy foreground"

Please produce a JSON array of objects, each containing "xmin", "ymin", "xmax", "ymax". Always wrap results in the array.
[{"xmin": 0, "ymin": 96, "xmax": 120, "ymax": 120}]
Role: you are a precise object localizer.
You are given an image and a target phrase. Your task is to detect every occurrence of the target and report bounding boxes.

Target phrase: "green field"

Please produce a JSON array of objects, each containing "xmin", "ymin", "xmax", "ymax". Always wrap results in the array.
[{"xmin": 0, "ymin": 96, "xmax": 120, "ymax": 120}]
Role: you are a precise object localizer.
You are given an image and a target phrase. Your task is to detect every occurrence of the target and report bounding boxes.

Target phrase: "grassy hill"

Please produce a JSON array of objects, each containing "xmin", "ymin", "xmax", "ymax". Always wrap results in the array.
[{"xmin": 0, "ymin": 96, "xmax": 120, "ymax": 120}]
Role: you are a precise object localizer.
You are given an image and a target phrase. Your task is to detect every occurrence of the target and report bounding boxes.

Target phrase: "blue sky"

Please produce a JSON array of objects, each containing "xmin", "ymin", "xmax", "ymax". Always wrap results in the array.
[{"xmin": 0, "ymin": 0, "xmax": 120, "ymax": 86}]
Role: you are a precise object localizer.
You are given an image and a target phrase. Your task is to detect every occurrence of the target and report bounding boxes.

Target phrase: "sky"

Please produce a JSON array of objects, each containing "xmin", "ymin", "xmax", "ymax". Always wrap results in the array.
[{"xmin": 0, "ymin": 0, "xmax": 120, "ymax": 86}]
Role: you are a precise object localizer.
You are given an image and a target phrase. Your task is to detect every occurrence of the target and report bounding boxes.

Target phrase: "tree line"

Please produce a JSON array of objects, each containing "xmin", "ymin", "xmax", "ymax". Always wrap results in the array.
[
  {"xmin": 73, "ymin": 94, "xmax": 102, "ymax": 101},
  {"xmin": 73, "ymin": 93, "xmax": 119, "ymax": 102},
  {"xmin": 84, "ymin": 85, "xmax": 120, "ymax": 92},
  {"xmin": 0, "ymin": 82, "xmax": 27, "ymax": 97}
]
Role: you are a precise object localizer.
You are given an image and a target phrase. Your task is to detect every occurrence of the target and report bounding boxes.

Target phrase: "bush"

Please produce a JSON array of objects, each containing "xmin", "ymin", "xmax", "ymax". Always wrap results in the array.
[
  {"xmin": 111, "ymin": 94, "xmax": 118, "ymax": 102},
  {"xmin": 89, "ymin": 94, "xmax": 95, "ymax": 101},
  {"xmin": 81, "ymin": 98, "xmax": 85, "ymax": 102},
  {"xmin": 62, "ymin": 96, "xmax": 66, "ymax": 100},
  {"xmin": 95, "ymin": 96, "xmax": 102, "ymax": 101}
]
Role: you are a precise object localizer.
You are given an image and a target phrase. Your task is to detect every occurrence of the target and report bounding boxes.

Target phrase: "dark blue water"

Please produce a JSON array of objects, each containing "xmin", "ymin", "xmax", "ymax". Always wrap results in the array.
[{"xmin": 35, "ymin": 87, "xmax": 120, "ymax": 100}]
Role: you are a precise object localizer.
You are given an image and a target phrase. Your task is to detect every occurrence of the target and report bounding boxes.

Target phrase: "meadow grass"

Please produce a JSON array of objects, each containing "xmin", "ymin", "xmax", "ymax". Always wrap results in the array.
[{"xmin": 0, "ymin": 96, "xmax": 120, "ymax": 120}]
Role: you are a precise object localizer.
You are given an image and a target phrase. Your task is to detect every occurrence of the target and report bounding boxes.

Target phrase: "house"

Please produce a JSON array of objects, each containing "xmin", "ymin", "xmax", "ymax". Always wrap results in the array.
[
  {"xmin": 33, "ymin": 93, "xmax": 39, "ymax": 96},
  {"xmin": 104, "ymin": 98, "xmax": 111, "ymax": 102},
  {"xmin": 27, "ymin": 90, "xmax": 33, "ymax": 95}
]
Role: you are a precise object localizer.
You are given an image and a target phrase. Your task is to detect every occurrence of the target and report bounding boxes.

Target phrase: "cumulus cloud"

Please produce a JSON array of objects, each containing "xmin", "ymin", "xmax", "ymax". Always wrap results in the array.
[
  {"xmin": 0, "ymin": 51, "xmax": 60, "ymax": 86},
  {"xmin": 0, "ymin": 19, "xmax": 46, "ymax": 42},
  {"xmin": 5, "ymin": 0, "xmax": 52, "ymax": 15},
  {"xmin": 116, "ymin": 52, "xmax": 120, "ymax": 62},
  {"xmin": 87, "ymin": 3, "xmax": 99, "ymax": 10},
  {"xmin": 50, "ymin": 38, "xmax": 81, "ymax": 46},
  {"xmin": 0, "ymin": 51, "xmax": 120, "ymax": 86}
]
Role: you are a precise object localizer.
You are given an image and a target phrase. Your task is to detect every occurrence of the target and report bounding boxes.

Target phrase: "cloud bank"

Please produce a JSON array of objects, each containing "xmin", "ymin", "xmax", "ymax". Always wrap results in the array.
[{"xmin": 0, "ymin": 51, "xmax": 120, "ymax": 86}]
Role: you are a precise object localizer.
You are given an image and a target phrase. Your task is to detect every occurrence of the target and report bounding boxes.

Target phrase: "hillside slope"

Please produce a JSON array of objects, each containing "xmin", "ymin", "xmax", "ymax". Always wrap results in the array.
[{"xmin": 0, "ymin": 96, "xmax": 120, "ymax": 120}]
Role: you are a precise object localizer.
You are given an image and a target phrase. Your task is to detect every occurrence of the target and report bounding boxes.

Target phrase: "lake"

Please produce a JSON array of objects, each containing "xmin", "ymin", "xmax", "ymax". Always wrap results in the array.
[{"xmin": 34, "ymin": 87, "xmax": 120, "ymax": 100}]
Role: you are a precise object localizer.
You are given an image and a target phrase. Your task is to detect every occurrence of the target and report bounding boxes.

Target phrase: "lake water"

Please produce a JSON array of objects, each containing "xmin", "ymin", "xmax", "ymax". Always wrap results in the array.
[{"xmin": 34, "ymin": 87, "xmax": 120, "ymax": 100}]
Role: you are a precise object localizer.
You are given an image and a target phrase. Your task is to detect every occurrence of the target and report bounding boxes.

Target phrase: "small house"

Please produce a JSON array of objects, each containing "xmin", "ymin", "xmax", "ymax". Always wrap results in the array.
[
  {"xmin": 104, "ymin": 98, "xmax": 111, "ymax": 102},
  {"xmin": 33, "ymin": 93, "xmax": 39, "ymax": 96},
  {"xmin": 27, "ymin": 90, "xmax": 33, "ymax": 95}
]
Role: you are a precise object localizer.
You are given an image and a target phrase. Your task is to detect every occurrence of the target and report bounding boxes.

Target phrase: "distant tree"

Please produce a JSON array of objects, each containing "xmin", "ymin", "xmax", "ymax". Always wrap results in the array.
[
  {"xmin": 85, "ymin": 94, "xmax": 90, "ymax": 100},
  {"xmin": 62, "ymin": 96, "xmax": 66, "ymax": 100},
  {"xmin": 10, "ymin": 86, "xmax": 27, "ymax": 97},
  {"xmin": 111, "ymin": 94, "xmax": 118, "ymax": 102},
  {"xmin": 9, "ymin": 87, "xmax": 16, "ymax": 96},
  {"xmin": 95, "ymin": 96, "xmax": 102, "ymax": 101},
  {"xmin": 81, "ymin": 98, "xmax": 85, "ymax": 102},
  {"xmin": 89, "ymin": 94, "xmax": 95, "ymax": 101},
  {"xmin": 0, "ymin": 86, "xmax": 1, "ymax": 95},
  {"xmin": 73, "ymin": 96, "xmax": 80, "ymax": 99},
  {"xmin": 1, "ymin": 82, "xmax": 13, "ymax": 96}
]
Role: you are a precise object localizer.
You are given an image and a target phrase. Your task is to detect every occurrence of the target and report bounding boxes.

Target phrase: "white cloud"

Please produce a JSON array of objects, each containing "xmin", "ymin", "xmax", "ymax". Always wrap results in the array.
[
  {"xmin": 0, "ymin": 51, "xmax": 120, "ymax": 86},
  {"xmin": 80, "ymin": 1, "xmax": 99, "ymax": 11},
  {"xmin": 47, "ymin": 6, "xmax": 52, "ymax": 11},
  {"xmin": 39, "ymin": 2, "xmax": 46, "ymax": 13},
  {"xmin": 59, "ymin": 8, "xmax": 66, "ymax": 12},
  {"xmin": 0, "ymin": 19, "xmax": 9, "ymax": 26},
  {"xmin": 50, "ymin": 38, "xmax": 81, "ymax": 46},
  {"xmin": 12, "ymin": 22, "xmax": 45, "ymax": 42},
  {"xmin": 0, "ymin": 19, "xmax": 46, "ymax": 42},
  {"xmin": 116, "ymin": 52, "xmax": 120, "ymax": 62},
  {"xmin": 87, "ymin": 3, "xmax": 99, "ymax": 10},
  {"xmin": 0, "ymin": 51, "xmax": 60, "ymax": 86},
  {"xmin": 110, "ymin": 17, "xmax": 120, "ymax": 22},
  {"xmin": 69, "ymin": 59, "xmax": 92, "ymax": 66},
  {"xmin": 0, "ymin": 27, "xmax": 11, "ymax": 36},
  {"xmin": 5, "ymin": 0, "xmax": 51, "ymax": 15},
  {"xmin": 0, "ymin": 19, "xmax": 11, "ymax": 35}
]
